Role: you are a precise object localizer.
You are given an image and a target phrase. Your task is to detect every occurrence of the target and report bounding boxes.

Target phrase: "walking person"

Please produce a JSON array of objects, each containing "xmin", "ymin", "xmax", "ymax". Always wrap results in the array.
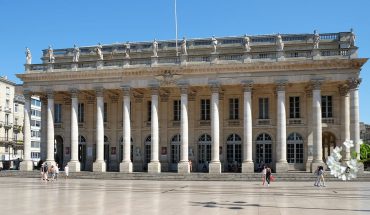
[
  {"xmin": 50, "ymin": 165, "xmax": 56, "ymax": 181},
  {"xmin": 64, "ymin": 164, "xmax": 69, "ymax": 179},
  {"xmin": 261, "ymin": 165, "xmax": 267, "ymax": 186},
  {"xmin": 318, "ymin": 166, "xmax": 326, "ymax": 187},
  {"xmin": 314, "ymin": 166, "xmax": 320, "ymax": 186},
  {"xmin": 55, "ymin": 164, "xmax": 59, "ymax": 181},
  {"xmin": 265, "ymin": 166, "xmax": 272, "ymax": 187}
]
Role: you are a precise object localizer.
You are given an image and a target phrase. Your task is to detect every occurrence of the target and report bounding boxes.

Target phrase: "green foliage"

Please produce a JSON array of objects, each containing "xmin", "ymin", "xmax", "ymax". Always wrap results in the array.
[{"xmin": 360, "ymin": 143, "xmax": 370, "ymax": 160}]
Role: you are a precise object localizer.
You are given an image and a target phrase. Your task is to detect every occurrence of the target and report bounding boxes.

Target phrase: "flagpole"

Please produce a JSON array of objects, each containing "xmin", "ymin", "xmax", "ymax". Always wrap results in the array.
[{"xmin": 175, "ymin": 0, "xmax": 179, "ymax": 56}]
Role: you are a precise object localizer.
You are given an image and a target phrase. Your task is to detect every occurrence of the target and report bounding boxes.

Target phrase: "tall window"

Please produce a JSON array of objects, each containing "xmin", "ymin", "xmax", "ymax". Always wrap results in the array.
[
  {"xmin": 229, "ymin": 98, "xmax": 239, "ymax": 120},
  {"xmin": 289, "ymin": 97, "xmax": 300, "ymax": 118},
  {"xmin": 147, "ymin": 101, "xmax": 152, "ymax": 121},
  {"xmin": 103, "ymin": 103, "xmax": 107, "ymax": 122},
  {"xmin": 6, "ymin": 87, "xmax": 10, "ymax": 95},
  {"xmin": 5, "ymin": 114, "xmax": 9, "ymax": 125},
  {"xmin": 200, "ymin": 99, "xmax": 210, "ymax": 120},
  {"xmin": 14, "ymin": 104, "xmax": 18, "ymax": 113},
  {"xmin": 54, "ymin": 104, "xmax": 62, "ymax": 123},
  {"xmin": 78, "ymin": 103, "xmax": 84, "ymax": 123},
  {"xmin": 322, "ymin": 96, "xmax": 333, "ymax": 118},
  {"xmin": 256, "ymin": 133, "xmax": 272, "ymax": 164},
  {"xmin": 173, "ymin": 100, "xmax": 181, "ymax": 121},
  {"xmin": 258, "ymin": 98, "xmax": 269, "ymax": 119},
  {"xmin": 287, "ymin": 133, "xmax": 304, "ymax": 163}
]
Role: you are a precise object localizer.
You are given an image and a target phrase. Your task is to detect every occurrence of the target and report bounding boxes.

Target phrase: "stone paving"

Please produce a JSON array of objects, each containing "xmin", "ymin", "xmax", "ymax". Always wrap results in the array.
[{"xmin": 1, "ymin": 177, "xmax": 369, "ymax": 215}]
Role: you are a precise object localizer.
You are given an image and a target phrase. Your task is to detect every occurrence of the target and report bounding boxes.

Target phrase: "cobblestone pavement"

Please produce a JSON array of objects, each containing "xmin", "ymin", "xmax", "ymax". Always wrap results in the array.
[{"xmin": 1, "ymin": 177, "xmax": 369, "ymax": 215}]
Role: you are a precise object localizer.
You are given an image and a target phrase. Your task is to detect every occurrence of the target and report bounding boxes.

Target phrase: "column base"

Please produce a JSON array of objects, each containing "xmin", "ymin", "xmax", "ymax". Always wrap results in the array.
[
  {"xmin": 68, "ymin": 161, "xmax": 81, "ymax": 172},
  {"xmin": 177, "ymin": 161, "xmax": 190, "ymax": 174},
  {"xmin": 275, "ymin": 161, "xmax": 289, "ymax": 173},
  {"xmin": 148, "ymin": 161, "xmax": 161, "ymax": 173},
  {"xmin": 209, "ymin": 161, "xmax": 221, "ymax": 174},
  {"xmin": 311, "ymin": 161, "xmax": 325, "ymax": 173},
  {"xmin": 241, "ymin": 161, "xmax": 254, "ymax": 173},
  {"xmin": 93, "ymin": 161, "xmax": 106, "ymax": 172},
  {"xmin": 305, "ymin": 159, "xmax": 313, "ymax": 172},
  {"xmin": 19, "ymin": 160, "xmax": 34, "ymax": 171},
  {"xmin": 120, "ymin": 161, "xmax": 133, "ymax": 173}
]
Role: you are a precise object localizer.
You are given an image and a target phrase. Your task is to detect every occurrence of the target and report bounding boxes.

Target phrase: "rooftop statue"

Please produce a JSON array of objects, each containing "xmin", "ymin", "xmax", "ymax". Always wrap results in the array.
[
  {"xmin": 313, "ymin": 30, "xmax": 320, "ymax": 49},
  {"xmin": 47, "ymin": 45, "xmax": 55, "ymax": 63},
  {"xmin": 211, "ymin": 36, "xmax": 218, "ymax": 53},
  {"xmin": 25, "ymin": 47, "xmax": 32, "ymax": 64},
  {"xmin": 276, "ymin": 34, "xmax": 284, "ymax": 51},
  {"xmin": 125, "ymin": 42, "xmax": 130, "ymax": 58},
  {"xmin": 244, "ymin": 35, "xmax": 251, "ymax": 52},
  {"xmin": 96, "ymin": 43, "xmax": 103, "ymax": 60},
  {"xmin": 349, "ymin": 28, "xmax": 356, "ymax": 47},
  {"xmin": 72, "ymin": 44, "xmax": 80, "ymax": 63},
  {"xmin": 181, "ymin": 37, "xmax": 187, "ymax": 55},
  {"xmin": 153, "ymin": 39, "xmax": 158, "ymax": 57}
]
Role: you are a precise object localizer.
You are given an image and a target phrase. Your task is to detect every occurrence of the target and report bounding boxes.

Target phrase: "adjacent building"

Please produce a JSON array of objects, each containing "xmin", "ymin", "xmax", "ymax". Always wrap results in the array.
[
  {"xmin": 360, "ymin": 122, "xmax": 370, "ymax": 143},
  {"xmin": 17, "ymin": 31, "xmax": 367, "ymax": 173}
]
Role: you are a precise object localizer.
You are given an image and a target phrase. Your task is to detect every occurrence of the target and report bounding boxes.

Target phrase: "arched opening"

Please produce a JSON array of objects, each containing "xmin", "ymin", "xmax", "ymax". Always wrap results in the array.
[
  {"xmin": 144, "ymin": 135, "xmax": 151, "ymax": 171},
  {"xmin": 54, "ymin": 135, "xmax": 64, "ymax": 167},
  {"xmin": 78, "ymin": 135, "xmax": 87, "ymax": 171},
  {"xmin": 169, "ymin": 134, "xmax": 181, "ymax": 171},
  {"xmin": 198, "ymin": 134, "xmax": 211, "ymax": 172},
  {"xmin": 287, "ymin": 132, "xmax": 304, "ymax": 170},
  {"xmin": 322, "ymin": 132, "xmax": 336, "ymax": 162},
  {"xmin": 226, "ymin": 133, "xmax": 242, "ymax": 172},
  {"xmin": 255, "ymin": 133, "xmax": 272, "ymax": 171}
]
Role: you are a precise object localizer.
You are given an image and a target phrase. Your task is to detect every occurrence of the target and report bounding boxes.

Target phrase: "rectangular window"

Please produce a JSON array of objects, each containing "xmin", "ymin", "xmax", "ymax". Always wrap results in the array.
[
  {"xmin": 5, "ymin": 114, "xmax": 9, "ymax": 125},
  {"xmin": 289, "ymin": 97, "xmax": 300, "ymax": 118},
  {"xmin": 229, "ymin": 98, "xmax": 239, "ymax": 120},
  {"xmin": 147, "ymin": 101, "xmax": 152, "ymax": 122},
  {"xmin": 200, "ymin": 99, "xmax": 210, "ymax": 121},
  {"xmin": 14, "ymin": 104, "xmax": 18, "ymax": 113},
  {"xmin": 258, "ymin": 98, "xmax": 269, "ymax": 119},
  {"xmin": 322, "ymin": 96, "xmax": 333, "ymax": 118},
  {"xmin": 103, "ymin": 103, "xmax": 107, "ymax": 122},
  {"xmin": 54, "ymin": 104, "xmax": 62, "ymax": 123},
  {"xmin": 173, "ymin": 100, "xmax": 181, "ymax": 121},
  {"xmin": 6, "ymin": 87, "xmax": 10, "ymax": 95},
  {"xmin": 78, "ymin": 103, "xmax": 84, "ymax": 123}
]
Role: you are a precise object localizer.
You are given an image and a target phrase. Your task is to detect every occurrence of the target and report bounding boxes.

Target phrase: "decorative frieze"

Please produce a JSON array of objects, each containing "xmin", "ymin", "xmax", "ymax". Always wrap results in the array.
[{"xmin": 347, "ymin": 78, "xmax": 362, "ymax": 90}]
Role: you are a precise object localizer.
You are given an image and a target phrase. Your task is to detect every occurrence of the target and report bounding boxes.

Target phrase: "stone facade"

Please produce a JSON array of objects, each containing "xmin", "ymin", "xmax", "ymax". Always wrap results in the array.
[{"xmin": 17, "ymin": 31, "xmax": 367, "ymax": 173}]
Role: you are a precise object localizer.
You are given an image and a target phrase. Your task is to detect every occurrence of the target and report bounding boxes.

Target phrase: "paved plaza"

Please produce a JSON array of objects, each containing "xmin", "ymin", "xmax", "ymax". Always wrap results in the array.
[{"xmin": 0, "ymin": 178, "xmax": 369, "ymax": 215}]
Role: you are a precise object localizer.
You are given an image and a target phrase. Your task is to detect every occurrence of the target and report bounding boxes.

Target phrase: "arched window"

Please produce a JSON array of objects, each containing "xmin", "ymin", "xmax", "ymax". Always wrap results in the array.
[
  {"xmin": 287, "ymin": 132, "xmax": 304, "ymax": 163},
  {"xmin": 256, "ymin": 133, "xmax": 272, "ymax": 164},
  {"xmin": 144, "ymin": 135, "xmax": 151, "ymax": 163},
  {"xmin": 226, "ymin": 134, "xmax": 242, "ymax": 163},
  {"xmin": 198, "ymin": 134, "xmax": 212, "ymax": 171},
  {"xmin": 170, "ymin": 134, "xmax": 181, "ymax": 171},
  {"xmin": 79, "ymin": 135, "xmax": 86, "ymax": 144}
]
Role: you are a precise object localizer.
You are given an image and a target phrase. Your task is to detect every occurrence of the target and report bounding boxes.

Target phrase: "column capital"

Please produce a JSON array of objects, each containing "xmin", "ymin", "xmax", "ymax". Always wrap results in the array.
[
  {"xmin": 241, "ymin": 80, "xmax": 253, "ymax": 92},
  {"xmin": 311, "ymin": 79, "xmax": 324, "ymax": 90},
  {"xmin": 275, "ymin": 80, "xmax": 288, "ymax": 91},
  {"xmin": 209, "ymin": 81, "xmax": 220, "ymax": 93},
  {"xmin": 94, "ymin": 87, "xmax": 104, "ymax": 97},
  {"xmin": 121, "ymin": 85, "xmax": 131, "ymax": 96},
  {"xmin": 338, "ymin": 84, "xmax": 350, "ymax": 97},
  {"xmin": 178, "ymin": 84, "xmax": 189, "ymax": 94},
  {"xmin": 46, "ymin": 89, "xmax": 54, "ymax": 99},
  {"xmin": 149, "ymin": 84, "xmax": 160, "ymax": 95},
  {"xmin": 347, "ymin": 78, "xmax": 362, "ymax": 90},
  {"xmin": 69, "ymin": 88, "xmax": 79, "ymax": 98}
]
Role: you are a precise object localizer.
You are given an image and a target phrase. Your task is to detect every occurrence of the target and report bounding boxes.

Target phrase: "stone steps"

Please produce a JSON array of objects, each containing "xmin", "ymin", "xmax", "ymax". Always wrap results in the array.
[{"xmin": 1, "ymin": 170, "xmax": 369, "ymax": 181}]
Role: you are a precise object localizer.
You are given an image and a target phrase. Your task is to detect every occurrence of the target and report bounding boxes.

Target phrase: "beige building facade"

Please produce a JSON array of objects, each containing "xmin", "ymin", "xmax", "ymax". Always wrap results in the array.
[{"xmin": 17, "ymin": 31, "xmax": 367, "ymax": 173}]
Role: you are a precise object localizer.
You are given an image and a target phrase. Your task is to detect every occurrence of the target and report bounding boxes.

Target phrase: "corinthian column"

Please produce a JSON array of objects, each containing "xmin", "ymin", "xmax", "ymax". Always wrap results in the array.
[
  {"xmin": 46, "ymin": 90, "xmax": 55, "ymax": 165},
  {"xmin": 209, "ymin": 81, "xmax": 221, "ymax": 174},
  {"xmin": 339, "ymin": 84, "xmax": 351, "ymax": 161},
  {"xmin": 20, "ymin": 90, "xmax": 33, "ymax": 171},
  {"xmin": 311, "ymin": 80, "xmax": 325, "ymax": 171},
  {"xmin": 349, "ymin": 78, "xmax": 362, "ymax": 164},
  {"xmin": 148, "ymin": 85, "xmax": 161, "ymax": 173},
  {"xmin": 120, "ymin": 86, "xmax": 133, "ymax": 173},
  {"xmin": 93, "ymin": 87, "xmax": 106, "ymax": 172},
  {"xmin": 275, "ymin": 81, "xmax": 288, "ymax": 172},
  {"xmin": 178, "ymin": 84, "xmax": 190, "ymax": 173},
  {"xmin": 68, "ymin": 89, "xmax": 80, "ymax": 172},
  {"xmin": 242, "ymin": 81, "xmax": 254, "ymax": 172}
]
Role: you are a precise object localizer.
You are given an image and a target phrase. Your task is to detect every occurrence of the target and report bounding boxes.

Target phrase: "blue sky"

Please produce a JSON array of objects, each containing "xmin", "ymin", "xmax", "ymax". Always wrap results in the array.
[{"xmin": 0, "ymin": 0, "xmax": 369, "ymax": 122}]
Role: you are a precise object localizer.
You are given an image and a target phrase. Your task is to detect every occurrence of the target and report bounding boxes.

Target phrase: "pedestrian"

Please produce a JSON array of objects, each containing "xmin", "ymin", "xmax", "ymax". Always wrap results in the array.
[
  {"xmin": 64, "ymin": 164, "xmax": 69, "ymax": 179},
  {"xmin": 50, "ymin": 165, "xmax": 56, "ymax": 181},
  {"xmin": 40, "ymin": 162, "xmax": 45, "ymax": 180},
  {"xmin": 189, "ymin": 160, "xmax": 192, "ymax": 172},
  {"xmin": 314, "ymin": 166, "xmax": 320, "ymax": 186},
  {"xmin": 43, "ymin": 162, "xmax": 49, "ymax": 181},
  {"xmin": 55, "ymin": 163, "xmax": 59, "ymax": 181},
  {"xmin": 318, "ymin": 166, "xmax": 326, "ymax": 187},
  {"xmin": 265, "ymin": 166, "xmax": 272, "ymax": 187},
  {"xmin": 261, "ymin": 165, "xmax": 267, "ymax": 186}
]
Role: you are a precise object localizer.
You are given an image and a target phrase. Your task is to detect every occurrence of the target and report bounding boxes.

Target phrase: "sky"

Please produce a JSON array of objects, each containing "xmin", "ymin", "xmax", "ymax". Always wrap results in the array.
[{"xmin": 0, "ymin": 0, "xmax": 369, "ymax": 122}]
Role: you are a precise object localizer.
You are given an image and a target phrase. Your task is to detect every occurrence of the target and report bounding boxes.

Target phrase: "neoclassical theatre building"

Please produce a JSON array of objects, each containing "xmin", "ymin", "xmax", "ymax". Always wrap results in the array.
[{"xmin": 17, "ymin": 30, "xmax": 367, "ymax": 173}]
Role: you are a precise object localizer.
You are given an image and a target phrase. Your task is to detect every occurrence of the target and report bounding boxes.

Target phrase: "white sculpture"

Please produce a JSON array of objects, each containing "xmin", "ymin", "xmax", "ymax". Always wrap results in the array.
[
  {"xmin": 125, "ymin": 42, "xmax": 130, "ymax": 58},
  {"xmin": 72, "ymin": 44, "xmax": 80, "ymax": 63},
  {"xmin": 96, "ymin": 43, "xmax": 103, "ymax": 60},
  {"xmin": 25, "ymin": 47, "xmax": 32, "ymax": 64},
  {"xmin": 313, "ymin": 30, "xmax": 320, "ymax": 49},
  {"xmin": 47, "ymin": 45, "xmax": 55, "ymax": 63},
  {"xmin": 152, "ymin": 39, "xmax": 158, "ymax": 57},
  {"xmin": 349, "ymin": 28, "xmax": 356, "ymax": 47},
  {"xmin": 211, "ymin": 36, "xmax": 218, "ymax": 53},
  {"xmin": 181, "ymin": 37, "xmax": 187, "ymax": 55},
  {"xmin": 244, "ymin": 35, "xmax": 251, "ymax": 52},
  {"xmin": 276, "ymin": 34, "xmax": 284, "ymax": 51}
]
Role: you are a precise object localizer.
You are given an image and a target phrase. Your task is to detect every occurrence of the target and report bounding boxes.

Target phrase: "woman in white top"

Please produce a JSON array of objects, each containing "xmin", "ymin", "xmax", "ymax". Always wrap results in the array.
[{"xmin": 261, "ymin": 166, "xmax": 267, "ymax": 186}]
